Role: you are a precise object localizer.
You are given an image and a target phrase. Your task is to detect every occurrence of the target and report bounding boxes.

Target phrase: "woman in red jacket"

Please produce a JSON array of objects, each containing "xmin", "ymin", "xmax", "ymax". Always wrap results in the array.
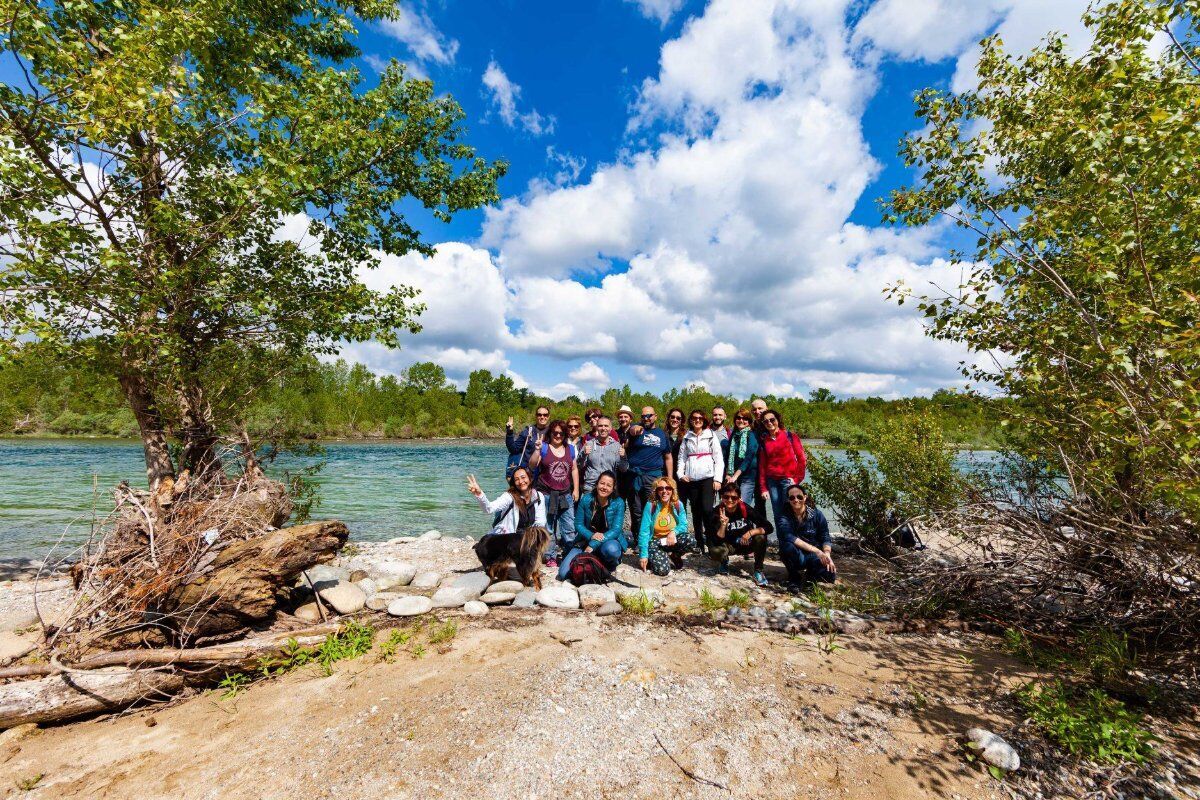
[{"xmin": 756, "ymin": 408, "xmax": 807, "ymax": 532}]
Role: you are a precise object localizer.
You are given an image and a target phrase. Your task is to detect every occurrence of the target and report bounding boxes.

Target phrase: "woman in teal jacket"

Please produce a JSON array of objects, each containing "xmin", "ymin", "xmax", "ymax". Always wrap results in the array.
[
  {"xmin": 558, "ymin": 471, "xmax": 626, "ymax": 580},
  {"xmin": 638, "ymin": 476, "xmax": 692, "ymax": 576}
]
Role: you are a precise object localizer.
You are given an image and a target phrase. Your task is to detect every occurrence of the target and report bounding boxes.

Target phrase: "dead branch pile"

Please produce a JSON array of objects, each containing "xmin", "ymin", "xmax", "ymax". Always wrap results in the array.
[
  {"xmin": 43, "ymin": 468, "xmax": 346, "ymax": 658},
  {"xmin": 883, "ymin": 499, "xmax": 1200, "ymax": 666}
]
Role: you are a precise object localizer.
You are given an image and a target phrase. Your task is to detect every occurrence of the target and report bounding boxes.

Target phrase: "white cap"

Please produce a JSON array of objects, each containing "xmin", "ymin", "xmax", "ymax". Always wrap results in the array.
[{"xmin": 618, "ymin": 404, "xmax": 633, "ymax": 414}]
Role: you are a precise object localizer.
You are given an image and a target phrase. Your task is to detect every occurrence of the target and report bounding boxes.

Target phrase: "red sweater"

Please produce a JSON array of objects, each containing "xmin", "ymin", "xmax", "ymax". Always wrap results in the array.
[{"xmin": 757, "ymin": 429, "xmax": 806, "ymax": 494}]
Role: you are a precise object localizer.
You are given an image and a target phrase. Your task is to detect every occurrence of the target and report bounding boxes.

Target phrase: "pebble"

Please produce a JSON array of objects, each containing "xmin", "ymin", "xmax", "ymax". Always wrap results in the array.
[
  {"xmin": 387, "ymin": 596, "xmax": 433, "ymax": 617},
  {"xmin": 513, "ymin": 589, "xmax": 537, "ymax": 608},
  {"xmin": 354, "ymin": 578, "xmax": 379, "ymax": 597},
  {"xmin": 349, "ymin": 569, "xmax": 369, "ymax": 583},
  {"xmin": 417, "ymin": 530, "xmax": 443, "ymax": 542},
  {"xmin": 838, "ymin": 615, "xmax": 872, "ymax": 634},
  {"xmin": 480, "ymin": 592, "xmax": 517, "ymax": 605},
  {"xmin": 411, "ymin": 571, "xmax": 442, "ymax": 589},
  {"xmin": 487, "ymin": 580, "xmax": 526, "ymax": 595},
  {"xmin": 596, "ymin": 602, "xmax": 623, "ymax": 617},
  {"xmin": 536, "ymin": 585, "xmax": 580, "ymax": 610},
  {"xmin": 966, "ymin": 728, "xmax": 1021, "ymax": 772},
  {"xmin": 0, "ymin": 631, "xmax": 36, "ymax": 664},
  {"xmin": 450, "ymin": 571, "xmax": 492, "ymax": 596},
  {"xmin": 366, "ymin": 594, "xmax": 400, "ymax": 612},
  {"xmin": 576, "ymin": 584, "xmax": 617, "ymax": 611},
  {"xmin": 370, "ymin": 560, "xmax": 418, "ymax": 590},
  {"xmin": 748, "ymin": 606, "xmax": 768, "ymax": 618},
  {"xmin": 431, "ymin": 586, "xmax": 478, "ymax": 608},
  {"xmin": 317, "ymin": 581, "xmax": 367, "ymax": 615},
  {"xmin": 300, "ymin": 564, "xmax": 350, "ymax": 588},
  {"xmin": 463, "ymin": 601, "xmax": 489, "ymax": 617},
  {"xmin": 388, "ymin": 536, "xmax": 417, "ymax": 544}
]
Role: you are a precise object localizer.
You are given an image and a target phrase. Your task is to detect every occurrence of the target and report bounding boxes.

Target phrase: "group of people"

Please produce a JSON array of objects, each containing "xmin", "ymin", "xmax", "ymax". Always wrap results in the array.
[{"xmin": 465, "ymin": 401, "xmax": 838, "ymax": 594}]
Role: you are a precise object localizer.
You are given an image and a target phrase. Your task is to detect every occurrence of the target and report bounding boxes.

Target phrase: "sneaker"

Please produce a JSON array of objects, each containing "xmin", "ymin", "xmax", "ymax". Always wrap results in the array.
[
  {"xmin": 786, "ymin": 582, "xmax": 803, "ymax": 595},
  {"xmin": 545, "ymin": 558, "xmax": 559, "ymax": 569},
  {"xmin": 669, "ymin": 552, "xmax": 684, "ymax": 570},
  {"xmin": 753, "ymin": 571, "xmax": 768, "ymax": 587},
  {"xmin": 717, "ymin": 563, "xmax": 730, "ymax": 575}
]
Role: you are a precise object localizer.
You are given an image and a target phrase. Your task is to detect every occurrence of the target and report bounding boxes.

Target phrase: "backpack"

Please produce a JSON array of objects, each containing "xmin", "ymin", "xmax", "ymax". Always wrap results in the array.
[
  {"xmin": 568, "ymin": 552, "xmax": 612, "ymax": 586},
  {"xmin": 887, "ymin": 510, "xmax": 925, "ymax": 550}
]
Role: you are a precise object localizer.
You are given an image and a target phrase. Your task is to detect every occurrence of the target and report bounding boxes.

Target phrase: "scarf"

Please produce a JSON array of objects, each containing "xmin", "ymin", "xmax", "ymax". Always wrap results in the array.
[{"xmin": 727, "ymin": 428, "xmax": 750, "ymax": 476}]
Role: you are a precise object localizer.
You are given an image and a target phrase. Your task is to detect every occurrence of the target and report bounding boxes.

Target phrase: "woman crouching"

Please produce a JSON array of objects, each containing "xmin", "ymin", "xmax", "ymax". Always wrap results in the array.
[
  {"xmin": 558, "ymin": 471, "xmax": 626, "ymax": 581},
  {"xmin": 637, "ymin": 477, "xmax": 691, "ymax": 576},
  {"xmin": 709, "ymin": 482, "xmax": 773, "ymax": 586}
]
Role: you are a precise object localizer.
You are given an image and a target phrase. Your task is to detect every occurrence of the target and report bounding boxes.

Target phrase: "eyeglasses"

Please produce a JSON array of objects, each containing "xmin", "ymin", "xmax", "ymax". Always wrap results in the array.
[
  {"xmin": 567, "ymin": 424, "xmax": 580, "ymax": 430},
  {"xmin": 552, "ymin": 430, "xmax": 564, "ymax": 436},
  {"xmin": 668, "ymin": 415, "xmax": 682, "ymax": 420},
  {"xmin": 787, "ymin": 494, "xmax": 805, "ymax": 502},
  {"xmin": 536, "ymin": 412, "xmax": 549, "ymax": 418},
  {"xmin": 689, "ymin": 416, "xmax": 704, "ymax": 422}
]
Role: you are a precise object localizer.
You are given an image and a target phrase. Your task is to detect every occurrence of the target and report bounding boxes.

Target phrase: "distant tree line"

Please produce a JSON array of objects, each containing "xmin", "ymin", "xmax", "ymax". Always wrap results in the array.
[{"xmin": 0, "ymin": 344, "xmax": 1005, "ymax": 447}]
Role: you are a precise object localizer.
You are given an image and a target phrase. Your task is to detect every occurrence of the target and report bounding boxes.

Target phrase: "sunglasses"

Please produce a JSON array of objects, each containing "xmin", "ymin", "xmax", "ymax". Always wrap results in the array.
[
  {"xmin": 536, "ymin": 412, "xmax": 550, "ymax": 418},
  {"xmin": 656, "ymin": 486, "xmax": 672, "ymax": 492},
  {"xmin": 764, "ymin": 417, "xmax": 779, "ymax": 425},
  {"xmin": 567, "ymin": 425, "xmax": 580, "ymax": 430},
  {"xmin": 668, "ymin": 414, "xmax": 682, "ymax": 420},
  {"xmin": 787, "ymin": 494, "xmax": 806, "ymax": 502},
  {"xmin": 690, "ymin": 416, "xmax": 704, "ymax": 422}
]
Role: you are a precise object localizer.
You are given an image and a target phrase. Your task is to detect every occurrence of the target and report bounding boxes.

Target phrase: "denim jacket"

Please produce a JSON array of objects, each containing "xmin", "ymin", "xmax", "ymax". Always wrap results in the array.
[{"xmin": 573, "ymin": 493, "xmax": 628, "ymax": 551}]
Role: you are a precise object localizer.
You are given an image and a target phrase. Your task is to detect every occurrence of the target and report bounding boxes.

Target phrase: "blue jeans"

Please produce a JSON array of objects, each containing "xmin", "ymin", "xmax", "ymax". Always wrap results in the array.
[
  {"xmin": 734, "ymin": 474, "xmax": 756, "ymax": 505},
  {"xmin": 548, "ymin": 504, "xmax": 575, "ymax": 560},
  {"xmin": 765, "ymin": 477, "xmax": 796, "ymax": 534},
  {"xmin": 780, "ymin": 547, "xmax": 836, "ymax": 586},
  {"xmin": 558, "ymin": 539, "xmax": 623, "ymax": 581}
]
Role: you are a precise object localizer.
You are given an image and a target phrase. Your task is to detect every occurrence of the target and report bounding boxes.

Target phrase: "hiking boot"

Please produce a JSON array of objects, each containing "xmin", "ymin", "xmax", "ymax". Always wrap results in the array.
[
  {"xmin": 786, "ymin": 582, "xmax": 804, "ymax": 595},
  {"xmin": 669, "ymin": 551, "xmax": 684, "ymax": 570},
  {"xmin": 753, "ymin": 571, "xmax": 768, "ymax": 587},
  {"xmin": 717, "ymin": 562, "xmax": 730, "ymax": 575}
]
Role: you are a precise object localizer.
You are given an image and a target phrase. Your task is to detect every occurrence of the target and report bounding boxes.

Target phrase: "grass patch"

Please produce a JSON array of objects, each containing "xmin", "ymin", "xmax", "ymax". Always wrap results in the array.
[
  {"xmin": 218, "ymin": 671, "xmax": 254, "ymax": 700},
  {"xmin": 1018, "ymin": 681, "xmax": 1156, "ymax": 764},
  {"xmin": 428, "ymin": 619, "xmax": 459, "ymax": 645},
  {"xmin": 15, "ymin": 774, "xmax": 43, "ymax": 791},
  {"xmin": 618, "ymin": 590, "xmax": 657, "ymax": 615},
  {"xmin": 696, "ymin": 587, "xmax": 752, "ymax": 613}
]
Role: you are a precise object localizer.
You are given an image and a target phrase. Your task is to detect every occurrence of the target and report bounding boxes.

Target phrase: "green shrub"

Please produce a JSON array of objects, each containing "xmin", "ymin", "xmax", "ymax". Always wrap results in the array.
[
  {"xmin": 618, "ymin": 591, "xmax": 656, "ymax": 615},
  {"xmin": 1018, "ymin": 681, "xmax": 1156, "ymax": 764}
]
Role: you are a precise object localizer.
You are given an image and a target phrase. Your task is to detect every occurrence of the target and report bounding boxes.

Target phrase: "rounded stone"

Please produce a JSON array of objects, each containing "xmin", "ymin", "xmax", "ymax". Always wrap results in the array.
[
  {"xmin": 487, "ymin": 580, "xmax": 526, "ymax": 595},
  {"xmin": 966, "ymin": 728, "xmax": 1020, "ymax": 772},
  {"xmin": 317, "ymin": 581, "xmax": 367, "ymax": 615},
  {"xmin": 411, "ymin": 571, "xmax": 442, "ymax": 589},
  {"xmin": 577, "ymin": 584, "xmax": 617, "ymax": 611},
  {"xmin": 535, "ymin": 585, "xmax": 580, "ymax": 610},
  {"xmin": 463, "ymin": 601, "xmax": 489, "ymax": 617},
  {"xmin": 387, "ymin": 596, "xmax": 433, "ymax": 617},
  {"xmin": 480, "ymin": 591, "xmax": 517, "ymax": 605},
  {"xmin": 596, "ymin": 602, "xmax": 623, "ymax": 617},
  {"xmin": 431, "ymin": 586, "xmax": 476, "ymax": 608},
  {"xmin": 370, "ymin": 560, "xmax": 418, "ymax": 590},
  {"xmin": 293, "ymin": 602, "xmax": 323, "ymax": 623}
]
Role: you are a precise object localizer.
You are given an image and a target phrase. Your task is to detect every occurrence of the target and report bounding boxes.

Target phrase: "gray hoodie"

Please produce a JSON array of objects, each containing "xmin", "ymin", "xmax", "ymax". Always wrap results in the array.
[{"xmin": 578, "ymin": 437, "xmax": 628, "ymax": 492}]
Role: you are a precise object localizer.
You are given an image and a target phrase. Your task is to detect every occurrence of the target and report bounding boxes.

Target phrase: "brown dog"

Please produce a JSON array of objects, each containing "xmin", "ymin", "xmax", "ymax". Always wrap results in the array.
[{"xmin": 473, "ymin": 526, "xmax": 551, "ymax": 589}]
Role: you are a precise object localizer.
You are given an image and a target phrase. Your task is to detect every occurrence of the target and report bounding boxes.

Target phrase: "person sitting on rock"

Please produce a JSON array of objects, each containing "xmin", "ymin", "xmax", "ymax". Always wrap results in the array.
[
  {"xmin": 777, "ymin": 483, "xmax": 836, "ymax": 593},
  {"xmin": 638, "ymin": 477, "xmax": 691, "ymax": 576},
  {"xmin": 709, "ymin": 482, "xmax": 773, "ymax": 586},
  {"xmin": 558, "ymin": 471, "xmax": 626, "ymax": 581},
  {"xmin": 467, "ymin": 467, "xmax": 546, "ymax": 535}
]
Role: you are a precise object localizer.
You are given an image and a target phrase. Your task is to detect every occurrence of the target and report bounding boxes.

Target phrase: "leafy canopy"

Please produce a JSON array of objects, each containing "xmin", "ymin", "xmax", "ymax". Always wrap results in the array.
[
  {"xmin": 884, "ymin": 0, "xmax": 1200, "ymax": 517},
  {"xmin": 0, "ymin": 0, "xmax": 506, "ymax": 476}
]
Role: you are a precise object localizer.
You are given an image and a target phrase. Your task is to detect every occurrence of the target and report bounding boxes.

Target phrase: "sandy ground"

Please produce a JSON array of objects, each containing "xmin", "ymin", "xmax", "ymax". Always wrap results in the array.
[{"xmin": 0, "ymin": 609, "xmax": 1043, "ymax": 800}]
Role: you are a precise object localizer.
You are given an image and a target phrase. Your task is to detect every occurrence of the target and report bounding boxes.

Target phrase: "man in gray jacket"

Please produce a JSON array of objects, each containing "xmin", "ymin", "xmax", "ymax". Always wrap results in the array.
[{"xmin": 578, "ymin": 416, "xmax": 628, "ymax": 492}]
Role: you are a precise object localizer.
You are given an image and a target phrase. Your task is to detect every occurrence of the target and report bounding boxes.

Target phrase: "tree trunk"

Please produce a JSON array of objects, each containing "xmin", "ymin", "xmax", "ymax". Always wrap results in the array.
[
  {"xmin": 177, "ymin": 381, "xmax": 222, "ymax": 479},
  {"xmin": 166, "ymin": 519, "xmax": 347, "ymax": 642},
  {"xmin": 119, "ymin": 369, "xmax": 175, "ymax": 488}
]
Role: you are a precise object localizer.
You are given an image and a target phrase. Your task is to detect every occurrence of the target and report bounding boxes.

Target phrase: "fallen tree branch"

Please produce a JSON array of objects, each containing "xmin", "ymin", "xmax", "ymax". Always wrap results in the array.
[{"xmin": 654, "ymin": 731, "xmax": 730, "ymax": 792}]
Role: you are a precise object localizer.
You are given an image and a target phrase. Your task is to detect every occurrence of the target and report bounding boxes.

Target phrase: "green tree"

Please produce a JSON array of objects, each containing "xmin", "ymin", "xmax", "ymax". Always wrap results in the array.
[
  {"xmin": 809, "ymin": 388, "xmax": 836, "ymax": 404},
  {"xmin": 884, "ymin": 0, "xmax": 1200, "ymax": 517},
  {"xmin": 0, "ymin": 0, "xmax": 505, "ymax": 485},
  {"xmin": 404, "ymin": 362, "xmax": 448, "ymax": 393}
]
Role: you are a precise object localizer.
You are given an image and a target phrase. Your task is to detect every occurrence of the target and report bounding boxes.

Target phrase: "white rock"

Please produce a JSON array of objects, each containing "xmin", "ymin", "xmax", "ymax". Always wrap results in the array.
[
  {"xmin": 463, "ymin": 601, "xmax": 489, "ymax": 617},
  {"xmin": 317, "ymin": 582, "xmax": 367, "ymax": 615},
  {"xmin": 366, "ymin": 593, "xmax": 400, "ymax": 612},
  {"xmin": 966, "ymin": 728, "xmax": 1021, "ymax": 772},
  {"xmin": 388, "ymin": 596, "xmax": 433, "ymax": 617},
  {"xmin": 388, "ymin": 536, "xmax": 417, "ymax": 544},
  {"xmin": 487, "ymin": 580, "xmax": 526, "ymax": 595},
  {"xmin": 417, "ymin": 530, "xmax": 442, "ymax": 541},
  {"xmin": 299, "ymin": 564, "xmax": 350, "ymax": 588},
  {"xmin": 513, "ymin": 589, "xmax": 537, "ymax": 608},
  {"xmin": 370, "ymin": 560, "xmax": 417, "ymax": 590},
  {"xmin": 0, "ymin": 631, "xmax": 36, "ymax": 664},
  {"xmin": 354, "ymin": 578, "xmax": 379, "ymax": 597},
  {"xmin": 596, "ymin": 602, "xmax": 623, "ymax": 617},
  {"xmin": 450, "ymin": 571, "xmax": 492, "ymax": 596},
  {"xmin": 536, "ymin": 585, "xmax": 580, "ymax": 610},
  {"xmin": 411, "ymin": 571, "xmax": 442, "ymax": 589},
  {"xmin": 0, "ymin": 612, "xmax": 38, "ymax": 633},
  {"xmin": 577, "ymin": 584, "xmax": 617, "ymax": 611},
  {"xmin": 431, "ymin": 586, "xmax": 477, "ymax": 608},
  {"xmin": 480, "ymin": 591, "xmax": 517, "ymax": 605}
]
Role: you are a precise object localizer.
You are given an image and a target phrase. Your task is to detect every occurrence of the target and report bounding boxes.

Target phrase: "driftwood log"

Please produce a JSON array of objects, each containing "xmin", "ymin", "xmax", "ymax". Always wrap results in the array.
[
  {"xmin": 0, "ymin": 623, "xmax": 346, "ymax": 729},
  {"xmin": 166, "ymin": 519, "xmax": 349, "ymax": 641}
]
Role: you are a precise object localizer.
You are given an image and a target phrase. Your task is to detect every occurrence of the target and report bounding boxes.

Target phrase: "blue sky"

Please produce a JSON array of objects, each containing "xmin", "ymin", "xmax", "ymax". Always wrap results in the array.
[{"xmin": 341, "ymin": 0, "xmax": 1108, "ymax": 401}]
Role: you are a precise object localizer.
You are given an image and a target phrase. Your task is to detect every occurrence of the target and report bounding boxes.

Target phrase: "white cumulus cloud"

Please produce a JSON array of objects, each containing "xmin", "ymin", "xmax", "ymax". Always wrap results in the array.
[
  {"xmin": 378, "ymin": 3, "xmax": 459, "ymax": 65},
  {"xmin": 625, "ymin": 0, "xmax": 687, "ymax": 26},
  {"xmin": 568, "ymin": 361, "xmax": 612, "ymax": 390}
]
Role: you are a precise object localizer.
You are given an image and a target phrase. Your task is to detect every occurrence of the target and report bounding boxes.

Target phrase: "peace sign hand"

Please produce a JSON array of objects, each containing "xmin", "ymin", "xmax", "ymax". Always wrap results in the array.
[{"xmin": 466, "ymin": 474, "xmax": 483, "ymax": 497}]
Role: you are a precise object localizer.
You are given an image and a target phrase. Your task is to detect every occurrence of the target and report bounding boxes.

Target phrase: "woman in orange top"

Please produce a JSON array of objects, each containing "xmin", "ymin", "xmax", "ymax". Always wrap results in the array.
[{"xmin": 637, "ymin": 477, "xmax": 692, "ymax": 576}]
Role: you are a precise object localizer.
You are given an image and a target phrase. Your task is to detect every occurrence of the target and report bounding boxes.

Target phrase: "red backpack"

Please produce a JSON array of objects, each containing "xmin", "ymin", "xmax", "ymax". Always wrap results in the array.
[{"xmin": 568, "ymin": 552, "xmax": 612, "ymax": 586}]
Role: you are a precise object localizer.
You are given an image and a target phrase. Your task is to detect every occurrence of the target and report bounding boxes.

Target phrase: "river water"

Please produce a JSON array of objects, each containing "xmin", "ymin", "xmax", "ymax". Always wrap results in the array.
[{"xmin": 0, "ymin": 438, "xmax": 995, "ymax": 560}]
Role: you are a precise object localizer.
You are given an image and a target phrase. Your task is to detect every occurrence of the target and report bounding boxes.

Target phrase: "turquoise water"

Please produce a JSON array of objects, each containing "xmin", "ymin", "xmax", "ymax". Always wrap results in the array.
[
  {"xmin": 0, "ymin": 438, "xmax": 998, "ymax": 560},
  {"xmin": 0, "ymin": 439, "xmax": 512, "ymax": 560}
]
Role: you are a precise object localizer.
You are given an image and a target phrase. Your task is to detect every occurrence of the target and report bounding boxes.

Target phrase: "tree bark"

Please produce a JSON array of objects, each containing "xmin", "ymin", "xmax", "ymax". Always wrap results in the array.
[
  {"xmin": 118, "ymin": 369, "xmax": 175, "ymax": 488},
  {"xmin": 166, "ymin": 520, "xmax": 348, "ymax": 641}
]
